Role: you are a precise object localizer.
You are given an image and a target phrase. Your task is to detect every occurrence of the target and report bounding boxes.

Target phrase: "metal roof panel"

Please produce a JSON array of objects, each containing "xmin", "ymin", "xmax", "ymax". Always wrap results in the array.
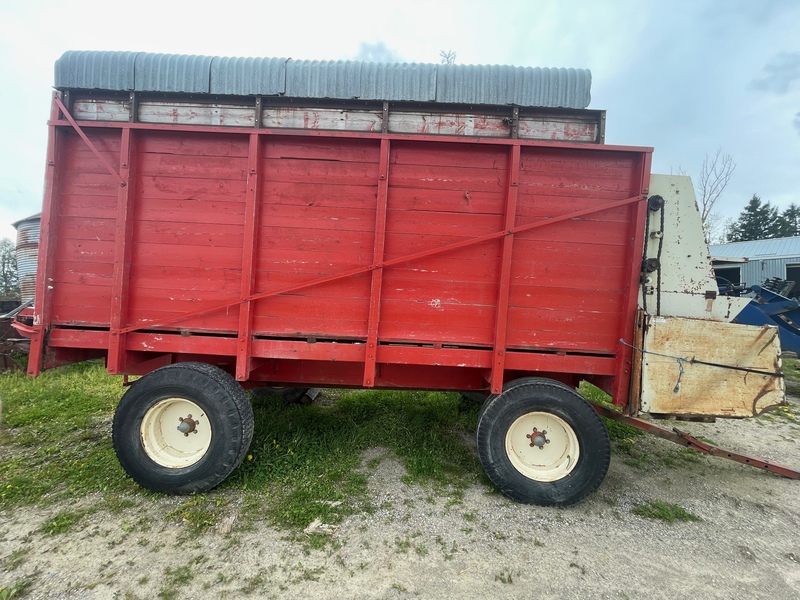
[
  {"xmin": 710, "ymin": 237, "xmax": 800, "ymax": 259},
  {"xmin": 54, "ymin": 51, "xmax": 592, "ymax": 108},
  {"xmin": 209, "ymin": 56, "xmax": 287, "ymax": 95},
  {"xmin": 435, "ymin": 64, "xmax": 591, "ymax": 108},
  {"xmin": 55, "ymin": 51, "xmax": 137, "ymax": 91},
  {"xmin": 134, "ymin": 53, "xmax": 213, "ymax": 93}
]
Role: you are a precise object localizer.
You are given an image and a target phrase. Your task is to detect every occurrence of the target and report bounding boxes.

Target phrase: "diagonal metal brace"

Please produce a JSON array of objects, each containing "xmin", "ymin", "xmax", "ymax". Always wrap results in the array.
[
  {"xmin": 593, "ymin": 403, "xmax": 800, "ymax": 480},
  {"xmin": 53, "ymin": 95, "xmax": 125, "ymax": 184}
]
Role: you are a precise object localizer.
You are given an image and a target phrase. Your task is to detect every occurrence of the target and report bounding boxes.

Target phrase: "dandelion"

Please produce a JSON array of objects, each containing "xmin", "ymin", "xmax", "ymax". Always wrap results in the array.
[{"xmin": 247, "ymin": 454, "xmax": 253, "ymax": 461}]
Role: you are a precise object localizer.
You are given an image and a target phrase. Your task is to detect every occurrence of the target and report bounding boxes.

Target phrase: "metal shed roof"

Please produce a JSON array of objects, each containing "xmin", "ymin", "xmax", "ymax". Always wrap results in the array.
[
  {"xmin": 54, "ymin": 51, "xmax": 592, "ymax": 109},
  {"xmin": 709, "ymin": 236, "xmax": 800, "ymax": 260}
]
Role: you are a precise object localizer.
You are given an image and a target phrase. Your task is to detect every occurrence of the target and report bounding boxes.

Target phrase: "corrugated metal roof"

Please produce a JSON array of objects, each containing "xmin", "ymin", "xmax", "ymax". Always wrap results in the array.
[
  {"xmin": 359, "ymin": 62, "xmax": 436, "ymax": 101},
  {"xmin": 54, "ymin": 51, "xmax": 592, "ymax": 109},
  {"xmin": 436, "ymin": 64, "xmax": 591, "ymax": 108},
  {"xmin": 210, "ymin": 56, "xmax": 286, "ymax": 96},
  {"xmin": 710, "ymin": 236, "xmax": 800, "ymax": 259},
  {"xmin": 134, "ymin": 53, "xmax": 214, "ymax": 93},
  {"xmin": 55, "ymin": 51, "xmax": 137, "ymax": 91}
]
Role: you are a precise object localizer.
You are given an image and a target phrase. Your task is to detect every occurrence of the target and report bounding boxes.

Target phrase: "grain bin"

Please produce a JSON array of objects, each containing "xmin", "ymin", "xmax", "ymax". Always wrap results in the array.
[{"xmin": 12, "ymin": 213, "xmax": 40, "ymax": 304}]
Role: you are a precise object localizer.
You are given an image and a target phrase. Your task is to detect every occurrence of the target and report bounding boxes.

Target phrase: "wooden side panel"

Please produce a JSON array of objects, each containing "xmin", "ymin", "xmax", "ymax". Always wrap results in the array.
[
  {"xmin": 505, "ymin": 148, "xmax": 640, "ymax": 353},
  {"xmin": 380, "ymin": 141, "xmax": 506, "ymax": 345},
  {"xmin": 127, "ymin": 131, "xmax": 248, "ymax": 332},
  {"xmin": 252, "ymin": 137, "xmax": 379, "ymax": 338},
  {"xmin": 44, "ymin": 115, "xmax": 649, "ymax": 389},
  {"xmin": 51, "ymin": 130, "xmax": 119, "ymax": 326}
]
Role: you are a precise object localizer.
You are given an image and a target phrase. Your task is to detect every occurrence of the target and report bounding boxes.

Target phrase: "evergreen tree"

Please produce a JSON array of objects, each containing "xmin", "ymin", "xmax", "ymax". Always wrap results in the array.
[
  {"xmin": 777, "ymin": 203, "xmax": 800, "ymax": 237},
  {"xmin": 727, "ymin": 195, "xmax": 780, "ymax": 242}
]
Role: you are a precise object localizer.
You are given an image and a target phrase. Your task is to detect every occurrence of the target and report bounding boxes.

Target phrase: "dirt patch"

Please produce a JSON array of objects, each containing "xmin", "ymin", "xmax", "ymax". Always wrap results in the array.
[{"xmin": 1, "ymin": 398, "xmax": 799, "ymax": 599}]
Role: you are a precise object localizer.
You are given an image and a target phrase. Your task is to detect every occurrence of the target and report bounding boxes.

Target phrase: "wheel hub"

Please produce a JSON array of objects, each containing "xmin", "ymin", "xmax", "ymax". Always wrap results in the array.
[
  {"xmin": 140, "ymin": 398, "xmax": 213, "ymax": 468},
  {"xmin": 504, "ymin": 412, "xmax": 580, "ymax": 482},
  {"xmin": 177, "ymin": 415, "xmax": 199, "ymax": 436},
  {"xmin": 527, "ymin": 427, "xmax": 550, "ymax": 449}
]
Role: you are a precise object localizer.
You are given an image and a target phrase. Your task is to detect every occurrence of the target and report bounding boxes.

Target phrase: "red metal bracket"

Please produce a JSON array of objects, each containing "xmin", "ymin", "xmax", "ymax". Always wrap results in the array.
[{"xmin": 593, "ymin": 404, "xmax": 800, "ymax": 480}]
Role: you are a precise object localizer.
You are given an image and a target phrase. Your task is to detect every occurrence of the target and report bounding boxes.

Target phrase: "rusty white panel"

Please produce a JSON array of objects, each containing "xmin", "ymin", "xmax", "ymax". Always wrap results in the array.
[
  {"xmin": 73, "ymin": 99, "xmax": 130, "ymax": 122},
  {"xmin": 643, "ymin": 175, "xmax": 750, "ymax": 321},
  {"xmin": 640, "ymin": 316, "xmax": 784, "ymax": 417},
  {"xmin": 139, "ymin": 102, "xmax": 255, "ymax": 127},
  {"xmin": 519, "ymin": 118, "xmax": 597, "ymax": 142},
  {"xmin": 262, "ymin": 107, "xmax": 383, "ymax": 132},
  {"xmin": 389, "ymin": 112, "xmax": 507, "ymax": 137}
]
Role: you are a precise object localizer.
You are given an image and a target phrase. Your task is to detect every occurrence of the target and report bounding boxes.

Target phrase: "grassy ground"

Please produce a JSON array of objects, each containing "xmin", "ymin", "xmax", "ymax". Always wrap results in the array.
[
  {"xmin": 2, "ymin": 359, "xmax": 793, "ymax": 534},
  {"xmin": 0, "ymin": 362, "xmax": 483, "ymax": 530}
]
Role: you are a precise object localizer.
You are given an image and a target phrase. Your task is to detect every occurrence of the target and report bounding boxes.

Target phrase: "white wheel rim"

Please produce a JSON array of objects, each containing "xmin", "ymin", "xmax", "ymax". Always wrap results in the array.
[
  {"xmin": 140, "ymin": 398, "xmax": 212, "ymax": 468},
  {"xmin": 505, "ymin": 412, "xmax": 579, "ymax": 482}
]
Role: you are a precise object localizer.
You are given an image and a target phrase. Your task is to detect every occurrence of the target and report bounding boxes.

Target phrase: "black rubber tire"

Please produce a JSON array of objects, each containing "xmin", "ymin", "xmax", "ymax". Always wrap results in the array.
[
  {"xmin": 476, "ymin": 378, "xmax": 610, "ymax": 506},
  {"xmin": 112, "ymin": 362, "xmax": 254, "ymax": 494},
  {"xmin": 250, "ymin": 386, "xmax": 311, "ymax": 405}
]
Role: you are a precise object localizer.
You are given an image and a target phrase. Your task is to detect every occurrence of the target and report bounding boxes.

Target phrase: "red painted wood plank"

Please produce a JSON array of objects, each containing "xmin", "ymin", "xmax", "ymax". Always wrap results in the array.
[
  {"xmin": 138, "ymin": 153, "xmax": 248, "ymax": 180},
  {"xmin": 131, "ymin": 265, "xmax": 243, "ymax": 292},
  {"xmin": 251, "ymin": 339, "xmax": 365, "ymax": 363},
  {"xmin": 516, "ymin": 196, "xmax": 632, "ymax": 222},
  {"xmin": 263, "ymin": 136, "xmax": 380, "ymax": 163},
  {"xmin": 511, "ymin": 220, "xmax": 630, "ymax": 246},
  {"xmin": 261, "ymin": 157, "xmax": 379, "ymax": 186},
  {"xmin": 386, "ymin": 209, "xmax": 504, "ymax": 237},
  {"xmin": 388, "ymin": 187, "xmax": 504, "ymax": 216},
  {"xmin": 387, "ymin": 163, "xmax": 505, "ymax": 192},
  {"xmin": 53, "ymin": 260, "xmax": 114, "ymax": 286},
  {"xmin": 137, "ymin": 198, "xmax": 246, "ymax": 225},
  {"xmin": 258, "ymin": 204, "xmax": 376, "ymax": 232},
  {"xmin": 137, "ymin": 175, "xmax": 247, "ymax": 200},
  {"xmin": 391, "ymin": 141, "xmax": 508, "ymax": 169},
  {"xmin": 262, "ymin": 182, "xmax": 377, "ymax": 210},
  {"xmin": 124, "ymin": 309, "xmax": 238, "ymax": 333},
  {"xmin": 138, "ymin": 131, "xmax": 248, "ymax": 157},
  {"xmin": 58, "ymin": 216, "xmax": 116, "ymax": 241},
  {"xmin": 132, "ymin": 242, "xmax": 242, "ymax": 269},
  {"xmin": 134, "ymin": 221, "xmax": 244, "ymax": 248},
  {"xmin": 56, "ymin": 238, "xmax": 115, "ymax": 263},
  {"xmin": 252, "ymin": 315, "xmax": 368, "ymax": 339}
]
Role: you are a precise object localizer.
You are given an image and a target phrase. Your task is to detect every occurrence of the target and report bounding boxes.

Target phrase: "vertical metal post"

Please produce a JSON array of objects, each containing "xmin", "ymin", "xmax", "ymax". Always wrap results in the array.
[
  {"xmin": 129, "ymin": 92, "xmax": 139, "ymax": 123},
  {"xmin": 107, "ymin": 126, "xmax": 136, "ymax": 373},
  {"xmin": 363, "ymin": 138, "xmax": 391, "ymax": 387},
  {"xmin": 612, "ymin": 152, "xmax": 652, "ymax": 409},
  {"xmin": 490, "ymin": 144, "xmax": 522, "ymax": 393},
  {"xmin": 254, "ymin": 97, "xmax": 262, "ymax": 129},
  {"xmin": 28, "ymin": 93, "xmax": 64, "ymax": 376},
  {"xmin": 236, "ymin": 132, "xmax": 262, "ymax": 381}
]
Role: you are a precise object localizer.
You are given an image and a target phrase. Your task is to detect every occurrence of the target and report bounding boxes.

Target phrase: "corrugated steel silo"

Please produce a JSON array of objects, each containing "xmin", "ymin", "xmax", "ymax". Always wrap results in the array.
[{"xmin": 13, "ymin": 213, "xmax": 41, "ymax": 304}]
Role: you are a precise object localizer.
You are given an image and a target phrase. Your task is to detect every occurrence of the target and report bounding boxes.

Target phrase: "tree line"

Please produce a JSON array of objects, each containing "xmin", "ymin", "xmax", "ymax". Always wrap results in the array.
[{"xmin": 725, "ymin": 196, "xmax": 800, "ymax": 243}]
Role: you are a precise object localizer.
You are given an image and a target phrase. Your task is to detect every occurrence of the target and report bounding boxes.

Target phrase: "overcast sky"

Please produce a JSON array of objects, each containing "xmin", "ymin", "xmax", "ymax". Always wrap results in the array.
[{"xmin": 0, "ymin": 0, "xmax": 798, "ymax": 241}]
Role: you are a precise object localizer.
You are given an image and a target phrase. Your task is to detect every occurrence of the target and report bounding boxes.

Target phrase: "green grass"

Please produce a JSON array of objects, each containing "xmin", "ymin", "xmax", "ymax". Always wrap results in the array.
[
  {"xmin": 234, "ymin": 387, "xmax": 482, "ymax": 528},
  {"xmin": 0, "ymin": 362, "xmax": 482, "ymax": 531},
  {"xmin": 632, "ymin": 501, "xmax": 701, "ymax": 523},
  {"xmin": 0, "ymin": 362, "xmax": 135, "ymax": 507}
]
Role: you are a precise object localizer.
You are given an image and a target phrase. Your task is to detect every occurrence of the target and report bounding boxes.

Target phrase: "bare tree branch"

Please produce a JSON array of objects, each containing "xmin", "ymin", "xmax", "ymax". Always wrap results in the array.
[{"xmin": 697, "ymin": 148, "xmax": 736, "ymax": 223}]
